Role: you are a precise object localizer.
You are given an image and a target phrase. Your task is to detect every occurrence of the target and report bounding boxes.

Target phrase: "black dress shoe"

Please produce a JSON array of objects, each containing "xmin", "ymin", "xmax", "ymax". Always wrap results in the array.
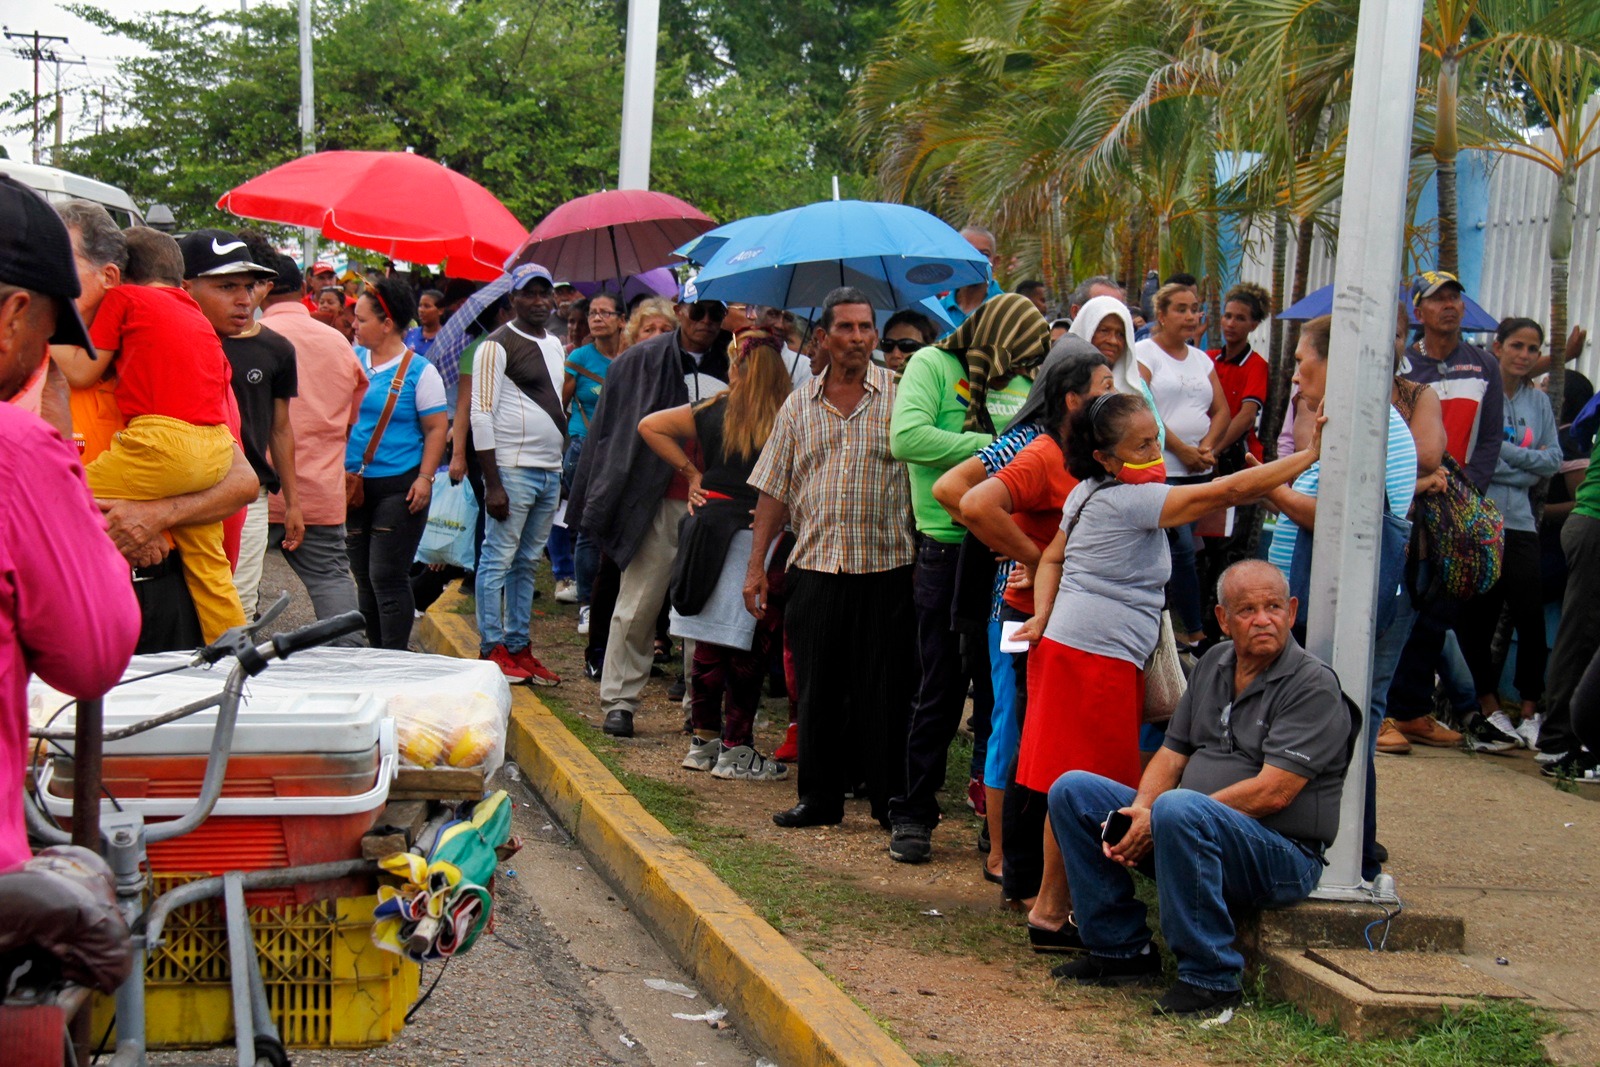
[
  {"xmin": 602, "ymin": 709, "xmax": 634, "ymax": 737},
  {"xmin": 772, "ymin": 803, "xmax": 843, "ymax": 828}
]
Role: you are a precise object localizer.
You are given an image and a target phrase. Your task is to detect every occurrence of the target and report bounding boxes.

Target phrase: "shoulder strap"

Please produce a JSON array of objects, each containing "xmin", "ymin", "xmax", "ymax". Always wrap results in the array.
[
  {"xmin": 565, "ymin": 360, "xmax": 605, "ymax": 386},
  {"xmin": 360, "ymin": 348, "xmax": 415, "ymax": 472},
  {"xmin": 1063, "ymin": 480, "xmax": 1109, "ymax": 543}
]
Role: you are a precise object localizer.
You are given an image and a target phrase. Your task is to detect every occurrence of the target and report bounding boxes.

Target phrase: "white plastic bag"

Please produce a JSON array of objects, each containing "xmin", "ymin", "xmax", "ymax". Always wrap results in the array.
[{"xmin": 416, "ymin": 475, "xmax": 479, "ymax": 570}]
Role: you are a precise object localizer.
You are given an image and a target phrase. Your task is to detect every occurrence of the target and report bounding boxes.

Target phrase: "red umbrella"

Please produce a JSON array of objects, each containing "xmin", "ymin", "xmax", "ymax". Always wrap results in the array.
[
  {"xmin": 217, "ymin": 150, "xmax": 526, "ymax": 281},
  {"xmin": 506, "ymin": 189, "xmax": 715, "ymax": 282}
]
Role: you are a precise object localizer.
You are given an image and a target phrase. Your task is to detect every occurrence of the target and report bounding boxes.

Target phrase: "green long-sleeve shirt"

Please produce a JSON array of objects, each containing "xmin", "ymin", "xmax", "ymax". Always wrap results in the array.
[{"xmin": 890, "ymin": 348, "xmax": 999, "ymax": 543}]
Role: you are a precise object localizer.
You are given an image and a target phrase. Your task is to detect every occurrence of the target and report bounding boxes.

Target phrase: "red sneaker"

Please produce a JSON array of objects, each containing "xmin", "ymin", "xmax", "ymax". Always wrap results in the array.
[
  {"xmin": 967, "ymin": 776, "xmax": 986, "ymax": 816},
  {"xmin": 509, "ymin": 646, "xmax": 560, "ymax": 687},
  {"xmin": 773, "ymin": 722, "xmax": 799, "ymax": 762},
  {"xmin": 484, "ymin": 644, "xmax": 531, "ymax": 682}
]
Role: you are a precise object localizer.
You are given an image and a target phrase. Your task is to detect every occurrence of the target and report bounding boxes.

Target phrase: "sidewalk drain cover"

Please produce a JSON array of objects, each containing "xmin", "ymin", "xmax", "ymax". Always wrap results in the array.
[{"xmin": 1306, "ymin": 948, "xmax": 1528, "ymax": 999}]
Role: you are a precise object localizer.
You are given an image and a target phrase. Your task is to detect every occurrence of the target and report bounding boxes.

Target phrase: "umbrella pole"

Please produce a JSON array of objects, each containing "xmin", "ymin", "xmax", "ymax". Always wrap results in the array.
[{"xmin": 608, "ymin": 226, "xmax": 625, "ymax": 297}]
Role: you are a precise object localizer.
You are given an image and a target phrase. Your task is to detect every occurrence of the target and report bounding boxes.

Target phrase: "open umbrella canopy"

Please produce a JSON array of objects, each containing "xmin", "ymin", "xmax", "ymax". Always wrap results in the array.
[
  {"xmin": 687, "ymin": 200, "xmax": 991, "ymax": 311},
  {"xmin": 506, "ymin": 189, "xmax": 715, "ymax": 282},
  {"xmin": 1280, "ymin": 283, "xmax": 1500, "ymax": 332},
  {"xmin": 673, "ymin": 214, "xmax": 768, "ymax": 267},
  {"xmin": 573, "ymin": 268, "xmax": 679, "ymax": 304},
  {"xmin": 217, "ymin": 150, "xmax": 526, "ymax": 282}
]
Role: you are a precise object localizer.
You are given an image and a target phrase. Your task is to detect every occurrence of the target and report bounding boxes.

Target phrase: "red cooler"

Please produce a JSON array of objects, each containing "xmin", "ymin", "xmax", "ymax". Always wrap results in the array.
[{"xmin": 42, "ymin": 690, "xmax": 394, "ymax": 906}]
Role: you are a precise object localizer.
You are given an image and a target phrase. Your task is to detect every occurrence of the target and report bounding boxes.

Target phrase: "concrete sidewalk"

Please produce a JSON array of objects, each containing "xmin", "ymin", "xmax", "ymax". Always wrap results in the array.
[
  {"xmin": 1375, "ymin": 745, "xmax": 1600, "ymax": 1063},
  {"xmin": 417, "ymin": 592, "xmax": 918, "ymax": 1067}
]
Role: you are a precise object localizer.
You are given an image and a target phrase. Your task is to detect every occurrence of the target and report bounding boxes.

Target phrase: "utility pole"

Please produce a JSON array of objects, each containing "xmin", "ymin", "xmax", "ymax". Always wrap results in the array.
[
  {"xmin": 297, "ymin": 0, "xmax": 317, "ymax": 269},
  {"xmin": 45, "ymin": 48, "xmax": 87, "ymax": 161},
  {"xmin": 617, "ymin": 0, "xmax": 659, "ymax": 190},
  {"xmin": 4, "ymin": 29, "xmax": 70, "ymax": 164},
  {"xmin": 1306, "ymin": 0, "xmax": 1425, "ymax": 903}
]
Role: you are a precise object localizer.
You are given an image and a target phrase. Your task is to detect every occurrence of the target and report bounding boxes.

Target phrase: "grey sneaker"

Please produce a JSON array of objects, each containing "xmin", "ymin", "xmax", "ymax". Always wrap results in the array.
[
  {"xmin": 710, "ymin": 744, "xmax": 788, "ymax": 781},
  {"xmin": 555, "ymin": 579, "xmax": 578, "ymax": 604},
  {"xmin": 682, "ymin": 736, "xmax": 717, "ymax": 772},
  {"xmin": 1513, "ymin": 713, "xmax": 1542, "ymax": 752},
  {"xmin": 1488, "ymin": 710, "xmax": 1527, "ymax": 749},
  {"xmin": 1536, "ymin": 747, "xmax": 1568, "ymax": 766},
  {"xmin": 1463, "ymin": 711, "xmax": 1518, "ymax": 754}
]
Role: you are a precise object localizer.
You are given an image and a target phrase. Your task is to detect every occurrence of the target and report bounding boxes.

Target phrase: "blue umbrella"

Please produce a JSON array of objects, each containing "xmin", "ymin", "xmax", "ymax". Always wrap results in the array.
[
  {"xmin": 428, "ymin": 262, "xmax": 548, "ymax": 388},
  {"xmin": 1280, "ymin": 283, "xmax": 1499, "ymax": 332},
  {"xmin": 673, "ymin": 215, "xmax": 769, "ymax": 267},
  {"xmin": 686, "ymin": 200, "xmax": 991, "ymax": 311}
]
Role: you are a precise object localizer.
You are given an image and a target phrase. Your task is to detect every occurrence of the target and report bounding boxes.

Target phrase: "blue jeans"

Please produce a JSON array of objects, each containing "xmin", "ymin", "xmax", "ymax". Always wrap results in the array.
[
  {"xmin": 1050, "ymin": 771, "xmax": 1323, "ymax": 992},
  {"xmin": 476, "ymin": 467, "xmax": 561, "ymax": 655},
  {"xmin": 983, "ymin": 617, "xmax": 1020, "ymax": 789},
  {"xmin": 546, "ymin": 523, "xmax": 574, "ymax": 582},
  {"xmin": 1365, "ymin": 579, "xmax": 1420, "ymax": 879}
]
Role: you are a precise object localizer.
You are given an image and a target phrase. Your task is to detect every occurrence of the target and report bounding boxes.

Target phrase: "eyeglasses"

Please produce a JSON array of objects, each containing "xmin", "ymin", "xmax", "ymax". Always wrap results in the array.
[
  {"xmin": 880, "ymin": 338, "xmax": 923, "ymax": 354},
  {"xmin": 588, "ymin": 308, "xmax": 619, "ymax": 319},
  {"xmin": 687, "ymin": 302, "xmax": 727, "ymax": 322}
]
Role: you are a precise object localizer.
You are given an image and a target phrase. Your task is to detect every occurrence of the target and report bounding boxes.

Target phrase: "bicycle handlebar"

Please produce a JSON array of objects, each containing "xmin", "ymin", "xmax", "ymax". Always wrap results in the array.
[{"xmin": 269, "ymin": 612, "xmax": 365, "ymax": 661}]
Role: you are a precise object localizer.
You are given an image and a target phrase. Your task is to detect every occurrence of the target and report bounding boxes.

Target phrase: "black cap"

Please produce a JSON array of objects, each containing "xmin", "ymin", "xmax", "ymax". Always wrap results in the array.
[
  {"xmin": 178, "ymin": 228, "xmax": 277, "ymax": 280},
  {"xmin": 269, "ymin": 253, "xmax": 303, "ymax": 295},
  {"xmin": 0, "ymin": 174, "xmax": 94, "ymax": 352}
]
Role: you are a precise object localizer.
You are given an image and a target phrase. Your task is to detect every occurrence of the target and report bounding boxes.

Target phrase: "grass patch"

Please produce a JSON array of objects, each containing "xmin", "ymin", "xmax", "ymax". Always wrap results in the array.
[{"xmin": 1195, "ymin": 975, "xmax": 1554, "ymax": 1066}]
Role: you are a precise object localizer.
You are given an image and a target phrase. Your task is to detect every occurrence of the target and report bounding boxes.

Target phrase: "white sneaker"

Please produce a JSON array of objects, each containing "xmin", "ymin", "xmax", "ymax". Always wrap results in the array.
[
  {"xmin": 1488, "ymin": 710, "xmax": 1526, "ymax": 749},
  {"xmin": 682, "ymin": 736, "xmax": 717, "ymax": 772},
  {"xmin": 1511, "ymin": 713, "xmax": 1542, "ymax": 751},
  {"xmin": 577, "ymin": 605, "xmax": 590, "ymax": 636},
  {"xmin": 710, "ymin": 744, "xmax": 788, "ymax": 781},
  {"xmin": 554, "ymin": 579, "xmax": 579, "ymax": 604},
  {"xmin": 1536, "ymin": 748, "xmax": 1568, "ymax": 766}
]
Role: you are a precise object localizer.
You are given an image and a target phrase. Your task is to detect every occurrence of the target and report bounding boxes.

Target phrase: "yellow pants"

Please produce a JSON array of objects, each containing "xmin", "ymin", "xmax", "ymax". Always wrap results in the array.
[{"xmin": 86, "ymin": 415, "xmax": 244, "ymax": 643}]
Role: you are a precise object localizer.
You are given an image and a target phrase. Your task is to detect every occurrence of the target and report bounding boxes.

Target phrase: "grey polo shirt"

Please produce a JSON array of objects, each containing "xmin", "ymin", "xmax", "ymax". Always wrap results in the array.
[{"xmin": 1162, "ymin": 637, "xmax": 1352, "ymax": 846}]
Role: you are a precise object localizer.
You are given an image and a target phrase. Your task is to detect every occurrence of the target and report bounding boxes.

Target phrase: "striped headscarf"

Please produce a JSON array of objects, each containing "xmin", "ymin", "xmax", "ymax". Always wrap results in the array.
[{"xmin": 937, "ymin": 292, "xmax": 1050, "ymax": 432}]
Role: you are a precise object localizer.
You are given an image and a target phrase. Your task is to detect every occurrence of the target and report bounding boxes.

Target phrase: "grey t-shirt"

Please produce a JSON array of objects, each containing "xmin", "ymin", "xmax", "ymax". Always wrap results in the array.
[
  {"xmin": 1163, "ymin": 638, "xmax": 1353, "ymax": 846},
  {"xmin": 1043, "ymin": 479, "xmax": 1172, "ymax": 665}
]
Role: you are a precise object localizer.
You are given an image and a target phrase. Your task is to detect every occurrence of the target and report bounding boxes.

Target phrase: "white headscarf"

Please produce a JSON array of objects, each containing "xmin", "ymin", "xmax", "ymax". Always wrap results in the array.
[
  {"xmin": 1068, "ymin": 296, "xmax": 1139, "ymax": 395},
  {"xmin": 1068, "ymin": 295, "xmax": 1165, "ymax": 446}
]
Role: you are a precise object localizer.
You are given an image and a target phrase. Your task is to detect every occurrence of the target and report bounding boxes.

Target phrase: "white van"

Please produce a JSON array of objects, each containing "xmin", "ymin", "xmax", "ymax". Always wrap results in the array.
[{"xmin": 0, "ymin": 159, "xmax": 145, "ymax": 228}]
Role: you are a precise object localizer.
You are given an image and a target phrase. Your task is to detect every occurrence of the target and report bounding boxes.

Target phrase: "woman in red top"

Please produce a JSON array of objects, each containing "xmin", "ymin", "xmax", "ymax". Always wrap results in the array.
[{"xmin": 958, "ymin": 345, "xmax": 1113, "ymax": 947}]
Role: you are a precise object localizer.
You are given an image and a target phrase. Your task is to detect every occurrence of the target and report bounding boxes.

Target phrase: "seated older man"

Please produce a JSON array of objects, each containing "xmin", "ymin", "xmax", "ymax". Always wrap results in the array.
[{"xmin": 1048, "ymin": 559, "xmax": 1355, "ymax": 1021}]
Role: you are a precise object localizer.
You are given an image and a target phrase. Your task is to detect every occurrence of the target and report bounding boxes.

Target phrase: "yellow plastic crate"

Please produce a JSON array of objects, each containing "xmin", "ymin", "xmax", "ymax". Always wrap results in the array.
[{"xmin": 92, "ymin": 888, "xmax": 420, "ymax": 1049}]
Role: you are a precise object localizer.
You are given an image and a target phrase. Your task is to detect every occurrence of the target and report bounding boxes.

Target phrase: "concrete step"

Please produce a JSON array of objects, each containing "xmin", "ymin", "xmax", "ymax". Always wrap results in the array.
[
  {"xmin": 1239, "ymin": 899, "xmax": 1465, "ymax": 955},
  {"xmin": 1258, "ymin": 945, "xmax": 1528, "ymax": 1041}
]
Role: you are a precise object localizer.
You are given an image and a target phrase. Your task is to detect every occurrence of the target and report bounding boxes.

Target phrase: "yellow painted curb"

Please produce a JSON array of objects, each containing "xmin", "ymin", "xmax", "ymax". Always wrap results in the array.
[{"xmin": 417, "ymin": 591, "xmax": 917, "ymax": 1067}]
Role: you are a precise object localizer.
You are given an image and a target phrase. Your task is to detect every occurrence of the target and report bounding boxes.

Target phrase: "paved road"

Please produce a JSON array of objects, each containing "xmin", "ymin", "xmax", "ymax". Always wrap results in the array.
[{"xmin": 149, "ymin": 552, "xmax": 759, "ymax": 1067}]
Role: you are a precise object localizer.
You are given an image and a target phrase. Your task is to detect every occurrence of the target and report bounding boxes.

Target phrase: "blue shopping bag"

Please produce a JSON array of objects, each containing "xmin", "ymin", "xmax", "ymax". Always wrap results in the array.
[{"xmin": 416, "ymin": 474, "xmax": 479, "ymax": 570}]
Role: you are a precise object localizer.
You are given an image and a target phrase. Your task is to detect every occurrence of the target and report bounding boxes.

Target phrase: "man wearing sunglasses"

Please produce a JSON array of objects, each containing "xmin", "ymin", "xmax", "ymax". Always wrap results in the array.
[{"xmin": 568, "ymin": 281, "xmax": 731, "ymax": 737}]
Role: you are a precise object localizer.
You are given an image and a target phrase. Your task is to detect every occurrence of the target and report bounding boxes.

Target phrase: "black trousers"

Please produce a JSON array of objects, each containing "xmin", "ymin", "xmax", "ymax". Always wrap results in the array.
[
  {"xmin": 787, "ymin": 566, "xmax": 915, "ymax": 818},
  {"xmin": 132, "ymin": 551, "xmax": 204, "ymax": 653},
  {"xmin": 346, "ymin": 469, "xmax": 429, "ymax": 650},
  {"xmin": 889, "ymin": 538, "xmax": 968, "ymax": 828},
  {"xmin": 1458, "ymin": 528, "xmax": 1546, "ymax": 701},
  {"xmin": 1543, "ymin": 514, "xmax": 1600, "ymax": 753}
]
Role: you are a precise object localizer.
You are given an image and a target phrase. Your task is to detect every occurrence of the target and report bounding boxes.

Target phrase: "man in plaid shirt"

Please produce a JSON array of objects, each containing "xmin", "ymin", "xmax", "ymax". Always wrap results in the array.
[{"xmin": 746, "ymin": 287, "xmax": 917, "ymax": 830}]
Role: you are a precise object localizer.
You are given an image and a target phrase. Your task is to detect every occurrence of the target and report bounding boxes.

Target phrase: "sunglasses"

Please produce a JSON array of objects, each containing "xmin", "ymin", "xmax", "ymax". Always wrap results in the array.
[
  {"xmin": 880, "ymin": 338, "xmax": 923, "ymax": 354},
  {"xmin": 687, "ymin": 301, "xmax": 728, "ymax": 322}
]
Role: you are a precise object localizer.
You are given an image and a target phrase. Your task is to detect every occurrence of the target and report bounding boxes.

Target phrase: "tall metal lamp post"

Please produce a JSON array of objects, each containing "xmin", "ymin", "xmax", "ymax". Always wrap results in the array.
[{"xmin": 1305, "ymin": 0, "xmax": 1426, "ymax": 902}]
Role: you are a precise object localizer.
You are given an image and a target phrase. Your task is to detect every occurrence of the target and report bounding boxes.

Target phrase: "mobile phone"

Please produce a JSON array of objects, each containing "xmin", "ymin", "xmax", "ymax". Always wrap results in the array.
[{"xmin": 1102, "ymin": 810, "xmax": 1133, "ymax": 846}]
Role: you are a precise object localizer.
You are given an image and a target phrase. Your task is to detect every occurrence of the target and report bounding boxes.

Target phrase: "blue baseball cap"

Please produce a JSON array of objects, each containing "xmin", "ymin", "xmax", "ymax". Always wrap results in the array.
[
  {"xmin": 1410, "ymin": 270, "xmax": 1464, "ymax": 306},
  {"xmin": 510, "ymin": 263, "xmax": 553, "ymax": 291}
]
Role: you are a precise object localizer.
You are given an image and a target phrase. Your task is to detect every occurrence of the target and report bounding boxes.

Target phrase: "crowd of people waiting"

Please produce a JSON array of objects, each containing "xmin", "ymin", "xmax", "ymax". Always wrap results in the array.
[{"xmin": 5, "ymin": 172, "xmax": 1600, "ymax": 1022}]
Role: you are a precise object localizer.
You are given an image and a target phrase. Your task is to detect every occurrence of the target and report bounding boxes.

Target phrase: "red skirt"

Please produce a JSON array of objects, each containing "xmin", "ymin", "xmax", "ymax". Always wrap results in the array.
[{"xmin": 1015, "ymin": 638, "xmax": 1143, "ymax": 793}]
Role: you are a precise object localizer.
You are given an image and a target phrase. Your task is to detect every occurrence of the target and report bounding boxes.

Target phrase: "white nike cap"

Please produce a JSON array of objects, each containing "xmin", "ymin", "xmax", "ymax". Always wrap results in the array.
[{"xmin": 178, "ymin": 228, "xmax": 278, "ymax": 280}]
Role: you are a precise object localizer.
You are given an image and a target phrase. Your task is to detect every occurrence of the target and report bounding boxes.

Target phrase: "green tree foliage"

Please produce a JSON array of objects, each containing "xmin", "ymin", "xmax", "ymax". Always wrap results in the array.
[{"xmin": 54, "ymin": 0, "xmax": 844, "ymax": 233}]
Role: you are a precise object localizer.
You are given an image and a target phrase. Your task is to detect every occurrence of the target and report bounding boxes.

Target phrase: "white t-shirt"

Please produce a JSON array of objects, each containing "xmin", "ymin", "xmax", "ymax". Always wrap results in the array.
[
  {"xmin": 1135, "ymin": 338, "xmax": 1215, "ymax": 476},
  {"xmin": 469, "ymin": 323, "xmax": 566, "ymax": 471}
]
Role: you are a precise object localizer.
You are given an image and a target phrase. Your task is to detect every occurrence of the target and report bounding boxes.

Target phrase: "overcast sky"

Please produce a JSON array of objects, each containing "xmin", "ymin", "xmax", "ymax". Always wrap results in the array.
[{"xmin": 2, "ymin": 0, "xmax": 231, "ymax": 164}]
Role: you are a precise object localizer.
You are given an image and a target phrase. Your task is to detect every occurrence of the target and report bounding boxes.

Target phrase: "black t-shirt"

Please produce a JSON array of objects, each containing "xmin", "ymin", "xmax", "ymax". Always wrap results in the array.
[{"xmin": 223, "ymin": 325, "xmax": 298, "ymax": 493}]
